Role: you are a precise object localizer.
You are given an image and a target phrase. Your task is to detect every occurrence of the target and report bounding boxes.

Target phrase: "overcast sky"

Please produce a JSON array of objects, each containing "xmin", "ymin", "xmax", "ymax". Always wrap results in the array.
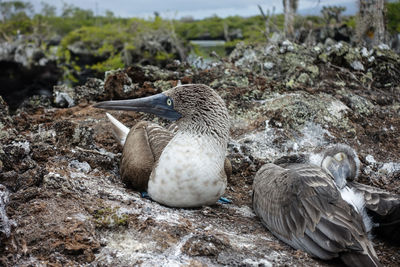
[{"xmin": 30, "ymin": 0, "xmax": 358, "ymax": 19}]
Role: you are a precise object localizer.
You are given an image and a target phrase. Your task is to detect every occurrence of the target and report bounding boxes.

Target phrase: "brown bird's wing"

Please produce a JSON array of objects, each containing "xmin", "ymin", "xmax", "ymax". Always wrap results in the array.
[
  {"xmin": 252, "ymin": 163, "xmax": 381, "ymax": 267},
  {"xmin": 121, "ymin": 121, "xmax": 174, "ymax": 190},
  {"xmin": 273, "ymin": 153, "xmax": 308, "ymax": 165},
  {"xmin": 348, "ymin": 181, "xmax": 400, "ymax": 216},
  {"xmin": 349, "ymin": 181, "xmax": 400, "ymax": 245},
  {"xmin": 167, "ymin": 123, "xmax": 179, "ymax": 134}
]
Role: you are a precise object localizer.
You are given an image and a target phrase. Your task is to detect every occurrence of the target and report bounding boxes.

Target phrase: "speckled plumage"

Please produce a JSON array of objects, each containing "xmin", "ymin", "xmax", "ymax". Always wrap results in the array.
[{"xmin": 252, "ymin": 160, "xmax": 381, "ymax": 267}]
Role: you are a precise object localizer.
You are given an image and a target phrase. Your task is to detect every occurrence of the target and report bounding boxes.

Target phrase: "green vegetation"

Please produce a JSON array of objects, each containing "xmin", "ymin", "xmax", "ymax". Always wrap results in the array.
[
  {"xmin": 0, "ymin": 1, "xmax": 33, "ymax": 37},
  {"xmin": 1, "ymin": 1, "xmax": 399, "ymax": 45},
  {"xmin": 92, "ymin": 207, "xmax": 130, "ymax": 229},
  {"xmin": 387, "ymin": 1, "xmax": 400, "ymax": 33},
  {"xmin": 58, "ymin": 25, "xmax": 128, "ymax": 75},
  {"xmin": 0, "ymin": 1, "xmax": 399, "ymax": 84},
  {"xmin": 91, "ymin": 53, "xmax": 124, "ymax": 73}
]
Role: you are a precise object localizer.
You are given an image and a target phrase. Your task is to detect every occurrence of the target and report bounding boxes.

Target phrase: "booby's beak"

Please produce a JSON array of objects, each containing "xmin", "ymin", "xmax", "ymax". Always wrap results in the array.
[
  {"xmin": 93, "ymin": 93, "xmax": 182, "ymax": 121},
  {"xmin": 321, "ymin": 154, "xmax": 350, "ymax": 189}
]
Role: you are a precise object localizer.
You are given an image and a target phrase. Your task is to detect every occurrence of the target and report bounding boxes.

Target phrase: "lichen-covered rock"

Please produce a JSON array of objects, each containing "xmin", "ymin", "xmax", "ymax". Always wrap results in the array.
[
  {"xmin": 229, "ymin": 41, "xmax": 320, "ymax": 88},
  {"xmin": 53, "ymin": 120, "xmax": 94, "ymax": 149},
  {"xmin": 0, "ymin": 96, "xmax": 12, "ymax": 130},
  {"xmin": 0, "ymin": 42, "xmax": 48, "ymax": 68},
  {"xmin": 337, "ymin": 90, "xmax": 375, "ymax": 116},
  {"xmin": 125, "ymin": 65, "xmax": 179, "ymax": 84},
  {"xmin": 103, "ymin": 69, "xmax": 160, "ymax": 99},
  {"xmin": 74, "ymin": 78, "xmax": 106, "ymax": 102},
  {"xmin": 258, "ymin": 91, "xmax": 352, "ymax": 132},
  {"xmin": 17, "ymin": 95, "xmax": 53, "ymax": 113},
  {"xmin": 54, "ymin": 78, "xmax": 105, "ymax": 107},
  {"xmin": 210, "ymin": 69, "xmax": 249, "ymax": 89},
  {"xmin": 0, "ymin": 141, "xmax": 32, "ymax": 172},
  {"xmin": 153, "ymin": 80, "xmax": 177, "ymax": 92},
  {"xmin": 103, "ymin": 69, "xmax": 138, "ymax": 99},
  {"xmin": 182, "ymin": 234, "xmax": 230, "ymax": 257},
  {"xmin": 370, "ymin": 46, "xmax": 400, "ymax": 88},
  {"xmin": 1, "ymin": 39, "xmax": 400, "ymax": 266}
]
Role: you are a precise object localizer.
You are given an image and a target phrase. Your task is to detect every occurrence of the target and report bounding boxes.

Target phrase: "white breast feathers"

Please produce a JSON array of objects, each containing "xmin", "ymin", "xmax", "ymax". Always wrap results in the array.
[{"xmin": 147, "ymin": 133, "xmax": 226, "ymax": 208}]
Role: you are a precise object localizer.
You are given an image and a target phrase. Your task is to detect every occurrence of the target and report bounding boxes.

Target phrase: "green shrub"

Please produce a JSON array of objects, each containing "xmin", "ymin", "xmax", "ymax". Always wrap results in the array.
[
  {"xmin": 387, "ymin": 1, "xmax": 400, "ymax": 33},
  {"xmin": 0, "ymin": 12, "xmax": 33, "ymax": 36},
  {"xmin": 91, "ymin": 53, "xmax": 124, "ymax": 73}
]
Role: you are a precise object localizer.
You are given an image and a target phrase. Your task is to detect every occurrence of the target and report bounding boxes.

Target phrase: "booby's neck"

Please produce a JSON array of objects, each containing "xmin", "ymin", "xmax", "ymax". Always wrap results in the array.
[{"xmin": 175, "ymin": 112, "xmax": 230, "ymax": 146}]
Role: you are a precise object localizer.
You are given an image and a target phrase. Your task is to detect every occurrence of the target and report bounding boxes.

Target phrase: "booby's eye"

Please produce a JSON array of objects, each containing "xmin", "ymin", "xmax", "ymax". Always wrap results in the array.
[
  {"xmin": 334, "ymin": 153, "xmax": 344, "ymax": 161},
  {"xmin": 166, "ymin": 98, "xmax": 172, "ymax": 106}
]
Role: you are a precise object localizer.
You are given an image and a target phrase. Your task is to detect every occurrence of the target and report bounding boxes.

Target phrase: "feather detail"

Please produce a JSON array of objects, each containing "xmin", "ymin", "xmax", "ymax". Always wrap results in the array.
[{"xmin": 252, "ymin": 162, "xmax": 381, "ymax": 267}]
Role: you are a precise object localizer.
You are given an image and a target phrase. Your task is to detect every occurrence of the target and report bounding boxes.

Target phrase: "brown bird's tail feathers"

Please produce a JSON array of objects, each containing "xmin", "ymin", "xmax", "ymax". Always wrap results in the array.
[
  {"xmin": 340, "ymin": 242, "xmax": 382, "ymax": 267},
  {"xmin": 106, "ymin": 113, "xmax": 130, "ymax": 146}
]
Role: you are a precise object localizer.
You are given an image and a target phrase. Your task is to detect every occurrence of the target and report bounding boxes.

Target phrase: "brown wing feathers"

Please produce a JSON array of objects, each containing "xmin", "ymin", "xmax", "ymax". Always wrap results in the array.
[
  {"xmin": 349, "ymin": 181, "xmax": 400, "ymax": 216},
  {"xmin": 253, "ymin": 163, "xmax": 381, "ymax": 267},
  {"xmin": 349, "ymin": 181, "xmax": 400, "ymax": 245},
  {"xmin": 146, "ymin": 123, "xmax": 175, "ymax": 161},
  {"xmin": 121, "ymin": 121, "xmax": 173, "ymax": 190}
]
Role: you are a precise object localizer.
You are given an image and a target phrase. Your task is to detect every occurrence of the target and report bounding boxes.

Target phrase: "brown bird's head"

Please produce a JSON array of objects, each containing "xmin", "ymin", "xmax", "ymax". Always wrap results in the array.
[{"xmin": 321, "ymin": 144, "xmax": 360, "ymax": 189}]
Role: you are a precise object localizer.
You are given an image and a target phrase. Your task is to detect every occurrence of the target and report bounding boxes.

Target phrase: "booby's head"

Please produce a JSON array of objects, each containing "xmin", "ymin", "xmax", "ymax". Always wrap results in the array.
[
  {"xmin": 94, "ymin": 84, "xmax": 230, "ymax": 139},
  {"xmin": 321, "ymin": 144, "xmax": 360, "ymax": 189},
  {"xmin": 93, "ymin": 87, "xmax": 182, "ymax": 121}
]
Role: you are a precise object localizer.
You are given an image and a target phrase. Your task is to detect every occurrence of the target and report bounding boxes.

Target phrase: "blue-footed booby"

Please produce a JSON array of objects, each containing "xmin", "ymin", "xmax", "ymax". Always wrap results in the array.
[
  {"xmin": 252, "ymin": 150, "xmax": 382, "ymax": 266},
  {"xmin": 94, "ymin": 84, "xmax": 231, "ymax": 208},
  {"xmin": 321, "ymin": 144, "xmax": 400, "ymax": 246}
]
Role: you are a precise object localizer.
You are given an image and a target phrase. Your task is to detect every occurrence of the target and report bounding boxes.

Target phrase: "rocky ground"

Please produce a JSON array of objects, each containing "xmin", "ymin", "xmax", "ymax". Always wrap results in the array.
[{"xmin": 0, "ymin": 40, "xmax": 400, "ymax": 266}]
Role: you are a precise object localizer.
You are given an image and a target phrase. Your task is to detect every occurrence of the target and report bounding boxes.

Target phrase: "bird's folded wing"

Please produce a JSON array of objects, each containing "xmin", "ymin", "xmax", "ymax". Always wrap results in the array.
[
  {"xmin": 145, "ymin": 122, "xmax": 175, "ymax": 161},
  {"xmin": 253, "ymin": 164, "xmax": 367, "ymax": 258},
  {"xmin": 348, "ymin": 181, "xmax": 400, "ymax": 216},
  {"xmin": 120, "ymin": 121, "xmax": 174, "ymax": 190}
]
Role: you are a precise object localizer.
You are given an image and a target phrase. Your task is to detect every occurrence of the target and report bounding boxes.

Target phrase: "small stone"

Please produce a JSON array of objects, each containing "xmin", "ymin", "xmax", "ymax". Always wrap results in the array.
[
  {"xmin": 365, "ymin": 155, "xmax": 376, "ymax": 164},
  {"xmin": 361, "ymin": 47, "xmax": 372, "ymax": 57},
  {"xmin": 297, "ymin": 73, "xmax": 310, "ymax": 85},
  {"xmin": 69, "ymin": 160, "xmax": 91, "ymax": 174},
  {"xmin": 263, "ymin": 62, "xmax": 274, "ymax": 70},
  {"xmin": 378, "ymin": 44, "xmax": 390, "ymax": 50},
  {"xmin": 350, "ymin": 61, "xmax": 364, "ymax": 71},
  {"xmin": 54, "ymin": 87, "xmax": 75, "ymax": 107},
  {"xmin": 368, "ymin": 56, "xmax": 375, "ymax": 63}
]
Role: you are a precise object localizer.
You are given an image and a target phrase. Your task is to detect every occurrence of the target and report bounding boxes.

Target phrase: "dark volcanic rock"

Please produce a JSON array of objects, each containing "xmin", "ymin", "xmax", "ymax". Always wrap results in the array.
[
  {"xmin": 0, "ymin": 96, "xmax": 12, "ymax": 128},
  {"xmin": 182, "ymin": 234, "xmax": 230, "ymax": 257},
  {"xmin": 0, "ymin": 40, "xmax": 399, "ymax": 266},
  {"xmin": 53, "ymin": 120, "xmax": 94, "ymax": 149},
  {"xmin": 53, "ymin": 78, "xmax": 105, "ymax": 107},
  {"xmin": 0, "ymin": 41, "xmax": 61, "ymax": 110}
]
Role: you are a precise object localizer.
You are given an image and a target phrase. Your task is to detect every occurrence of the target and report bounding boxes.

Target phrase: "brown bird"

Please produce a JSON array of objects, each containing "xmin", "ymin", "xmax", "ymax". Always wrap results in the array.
[
  {"xmin": 252, "ymin": 152, "xmax": 382, "ymax": 266},
  {"xmin": 94, "ymin": 84, "xmax": 231, "ymax": 208}
]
